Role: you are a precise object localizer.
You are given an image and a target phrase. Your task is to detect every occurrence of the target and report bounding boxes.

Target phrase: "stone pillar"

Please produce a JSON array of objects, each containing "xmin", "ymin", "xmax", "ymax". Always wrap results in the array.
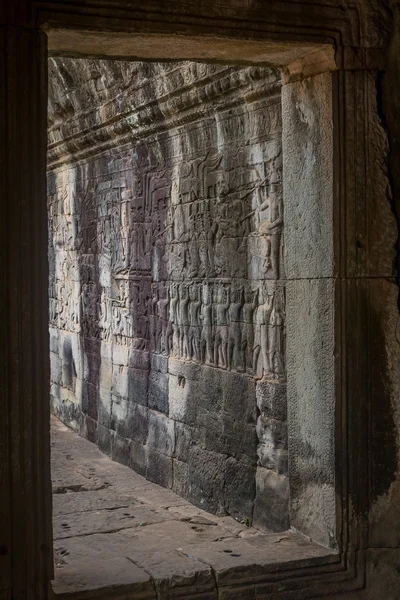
[
  {"xmin": 338, "ymin": 66, "xmax": 398, "ymax": 554},
  {"xmin": 282, "ymin": 67, "xmax": 337, "ymax": 549},
  {"xmin": 282, "ymin": 50, "xmax": 398, "ymax": 554},
  {"xmin": 0, "ymin": 26, "xmax": 53, "ymax": 597}
]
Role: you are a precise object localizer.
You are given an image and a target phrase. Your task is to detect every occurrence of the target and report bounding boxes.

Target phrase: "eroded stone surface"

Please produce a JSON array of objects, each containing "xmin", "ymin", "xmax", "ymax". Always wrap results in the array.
[
  {"xmin": 48, "ymin": 59, "xmax": 289, "ymax": 530},
  {"xmin": 51, "ymin": 417, "xmax": 334, "ymax": 599}
]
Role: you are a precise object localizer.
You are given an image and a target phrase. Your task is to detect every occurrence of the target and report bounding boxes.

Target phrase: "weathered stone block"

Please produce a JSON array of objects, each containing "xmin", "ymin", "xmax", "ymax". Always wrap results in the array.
[
  {"xmin": 83, "ymin": 415, "xmax": 98, "ymax": 444},
  {"xmin": 256, "ymin": 416, "xmax": 287, "ymax": 450},
  {"xmin": 109, "ymin": 394, "xmax": 126, "ymax": 431},
  {"xmin": 130, "ymin": 440, "xmax": 147, "ymax": 476},
  {"xmin": 172, "ymin": 459, "xmax": 189, "ymax": 498},
  {"xmin": 195, "ymin": 367, "xmax": 224, "ymax": 414},
  {"xmin": 188, "ymin": 447, "xmax": 226, "ymax": 515},
  {"xmin": 222, "ymin": 370, "xmax": 257, "ymax": 425},
  {"xmin": 49, "ymin": 327, "xmax": 60, "ymax": 354},
  {"xmin": 197, "ymin": 409, "xmax": 257, "ymax": 465},
  {"xmin": 256, "ymin": 379, "xmax": 287, "ymax": 421},
  {"xmin": 168, "ymin": 358, "xmax": 201, "ymax": 380},
  {"xmin": 82, "ymin": 380, "xmax": 98, "ymax": 421},
  {"xmin": 83, "ymin": 352, "xmax": 101, "ymax": 386},
  {"xmin": 116, "ymin": 402, "xmax": 149, "ymax": 444},
  {"xmin": 146, "ymin": 448, "xmax": 173, "ymax": 489},
  {"xmin": 61, "ymin": 339, "xmax": 78, "ymax": 390},
  {"xmin": 97, "ymin": 424, "xmax": 114, "ymax": 457},
  {"xmin": 282, "ymin": 72, "xmax": 334, "ymax": 280},
  {"xmin": 150, "ymin": 353, "xmax": 168, "ymax": 374},
  {"xmin": 100, "ymin": 341, "xmax": 112, "ymax": 361},
  {"xmin": 252, "ymin": 467, "xmax": 289, "ymax": 532},
  {"xmin": 147, "ymin": 410, "xmax": 175, "ymax": 457},
  {"xmin": 129, "ymin": 348, "xmax": 150, "ymax": 371},
  {"xmin": 111, "ymin": 364, "xmax": 129, "ymax": 398},
  {"xmin": 113, "ymin": 343, "xmax": 129, "ymax": 367},
  {"xmin": 83, "ymin": 337, "xmax": 101, "ymax": 357},
  {"xmin": 112, "ymin": 433, "xmax": 132, "ymax": 468},
  {"xmin": 50, "ymin": 382, "xmax": 62, "ymax": 412},
  {"xmin": 148, "ymin": 370, "xmax": 169, "ymax": 414},
  {"xmin": 257, "ymin": 444, "xmax": 288, "ymax": 474},
  {"xmin": 174, "ymin": 421, "xmax": 193, "ymax": 463},
  {"xmin": 61, "ymin": 332, "xmax": 82, "ymax": 382},
  {"xmin": 50, "ymin": 351, "xmax": 62, "ymax": 385},
  {"xmin": 168, "ymin": 373, "xmax": 197, "ymax": 424},
  {"xmin": 76, "ymin": 376, "xmax": 85, "ymax": 403},
  {"xmin": 128, "ymin": 367, "xmax": 149, "ymax": 407},
  {"xmin": 98, "ymin": 386, "xmax": 112, "ymax": 428},
  {"xmin": 224, "ymin": 457, "xmax": 256, "ymax": 524},
  {"xmin": 286, "ymin": 278, "xmax": 336, "ymax": 546},
  {"xmin": 98, "ymin": 357, "xmax": 113, "ymax": 392}
]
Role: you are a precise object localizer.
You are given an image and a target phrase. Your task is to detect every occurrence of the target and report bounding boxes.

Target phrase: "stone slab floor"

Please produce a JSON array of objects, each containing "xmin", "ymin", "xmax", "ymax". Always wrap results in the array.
[{"xmin": 51, "ymin": 416, "xmax": 335, "ymax": 599}]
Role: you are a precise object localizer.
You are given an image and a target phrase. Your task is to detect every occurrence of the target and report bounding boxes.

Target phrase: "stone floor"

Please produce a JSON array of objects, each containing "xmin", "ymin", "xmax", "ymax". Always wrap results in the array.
[{"xmin": 51, "ymin": 416, "xmax": 336, "ymax": 599}]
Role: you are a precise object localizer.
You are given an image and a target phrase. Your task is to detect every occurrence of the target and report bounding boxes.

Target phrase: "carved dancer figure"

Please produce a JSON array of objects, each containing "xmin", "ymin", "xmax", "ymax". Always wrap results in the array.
[
  {"xmin": 136, "ymin": 287, "xmax": 150, "ymax": 350},
  {"xmin": 99, "ymin": 289, "xmax": 112, "ymax": 341},
  {"xmin": 256, "ymin": 180, "xmax": 283, "ymax": 278},
  {"xmin": 268, "ymin": 288, "xmax": 285, "ymax": 377},
  {"xmin": 120, "ymin": 189, "xmax": 132, "ymax": 268},
  {"xmin": 157, "ymin": 284, "xmax": 170, "ymax": 355},
  {"xmin": 149, "ymin": 283, "xmax": 159, "ymax": 352},
  {"xmin": 168, "ymin": 283, "xmax": 180, "ymax": 357},
  {"xmin": 228, "ymin": 285, "xmax": 244, "ymax": 371},
  {"xmin": 179, "ymin": 283, "xmax": 190, "ymax": 360},
  {"xmin": 164, "ymin": 284, "xmax": 174, "ymax": 356},
  {"xmin": 200, "ymin": 283, "xmax": 214, "ymax": 366},
  {"xmin": 188, "ymin": 283, "xmax": 202, "ymax": 361},
  {"xmin": 214, "ymin": 285, "xmax": 230, "ymax": 369},
  {"xmin": 241, "ymin": 287, "xmax": 259, "ymax": 373},
  {"xmin": 253, "ymin": 283, "xmax": 275, "ymax": 378}
]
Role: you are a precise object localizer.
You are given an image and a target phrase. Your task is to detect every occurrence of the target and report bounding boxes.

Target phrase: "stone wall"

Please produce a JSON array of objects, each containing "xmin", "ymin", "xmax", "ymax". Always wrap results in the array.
[{"xmin": 48, "ymin": 59, "xmax": 288, "ymax": 531}]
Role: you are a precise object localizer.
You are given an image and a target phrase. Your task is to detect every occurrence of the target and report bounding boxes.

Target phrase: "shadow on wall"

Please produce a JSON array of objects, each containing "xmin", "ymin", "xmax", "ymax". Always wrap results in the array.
[{"xmin": 48, "ymin": 59, "xmax": 289, "ymax": 533}]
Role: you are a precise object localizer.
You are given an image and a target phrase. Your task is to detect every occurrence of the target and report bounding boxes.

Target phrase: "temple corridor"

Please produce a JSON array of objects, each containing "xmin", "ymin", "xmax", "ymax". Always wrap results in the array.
[{"xmin": 51, "ymin": 416, "xmax": 332, "ymax": 599}]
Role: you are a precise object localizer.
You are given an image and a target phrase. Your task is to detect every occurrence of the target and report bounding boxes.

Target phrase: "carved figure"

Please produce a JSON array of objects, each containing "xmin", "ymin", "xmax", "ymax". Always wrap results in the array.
[
  {"xmin": 253, "ymin": 283, "xmax": 275, "ymax": 378},
  {"xmin": 241, "ymin": 287, "xmax": 258, "ymax": 373},
  {"xmin": 169, "ymin": 282, "xmax": 180, "ymax": 357},
  {"xmin": 228, "ymin": 285, "xmax": 244, "ymax": 371},
  {"xmin": 200, "ymin": 283, "xmax": 214, "ymax": 366},
  {"xmin": 149, "ymin": 283, "xmax": 159, "ymax": 351},
  {"xmin": 48, "ymin": 104, "xmax": 287, "ymax": 386},
  {"xmin": 188, "ymin": 283, "xmax": 202, "ymax": 361},
  {"xmin": 157, "ymin": 284, "xmax": 170, "ymax": 355},
  {"xmin": 256, "ymin": 183, "xmax": 283, "ymax": 278},
  {"xmin": 120, "ymin": 189, "xmax": 132, "ymax": 268},
  {"xmin": 268, "ymin": 287, "xmax": 285, "ymax": 377},
  {"xmin": 179, "ymin": 283, "xmax": 190, "ymax": 360},
  {"xmin": 213, "ymin": 285, "xmax": 230, "ymax": 369}
]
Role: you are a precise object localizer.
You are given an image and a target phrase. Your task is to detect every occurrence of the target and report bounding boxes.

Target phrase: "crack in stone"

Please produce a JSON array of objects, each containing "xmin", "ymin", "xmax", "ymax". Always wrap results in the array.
[
  {"xmin": 54, "ymin": 515, "xmax": 181, "ymax": 540},
  {"xmin": 175, "ymin": 549, "xmax": 220, "ymax": 598},
  {"xmin": 53, "ymin": 483, "xmax": 110, "ymax": 494},
  {"xmin": 53, "ymin": 504, "xmax": 132, "ymax": 516},
  {"xmin": 126, "ymin": 556, "xmax": 159, "ymax": 600}
]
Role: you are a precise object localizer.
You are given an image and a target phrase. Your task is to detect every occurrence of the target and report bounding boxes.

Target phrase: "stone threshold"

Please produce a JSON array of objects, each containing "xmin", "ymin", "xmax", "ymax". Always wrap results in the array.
[{"xmin": 51, "ymin": 416, "xmax": 337, "ymax": 599}]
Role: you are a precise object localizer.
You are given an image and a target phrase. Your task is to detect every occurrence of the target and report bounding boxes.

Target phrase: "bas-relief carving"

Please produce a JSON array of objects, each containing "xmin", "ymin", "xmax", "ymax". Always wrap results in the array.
[
  {"xmin": 49, "ymin": 142, "xmax": 286, "ymax": 381},
  {"xmin": 48, "ymin": 62, "xmax": 289, "ymax": 529}
]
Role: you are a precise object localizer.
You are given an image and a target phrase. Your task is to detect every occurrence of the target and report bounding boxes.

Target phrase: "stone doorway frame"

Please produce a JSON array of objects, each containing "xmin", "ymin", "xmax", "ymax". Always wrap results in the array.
[{"xmin": 1, "ymin": 2, "xmax": 395, "ymax": 598}]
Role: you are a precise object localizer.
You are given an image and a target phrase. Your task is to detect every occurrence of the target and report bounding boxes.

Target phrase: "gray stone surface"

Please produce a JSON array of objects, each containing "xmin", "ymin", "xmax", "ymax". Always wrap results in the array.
[
  {"xmin": 51, "ymin": 416, "xmax": 334, "ymax": 599},
  {"xmin": 282, "ymin": 72, "xmax": 334, "ymax": 280},
  {"xmin": 252, "ymin": 467, "xmax": 290, "ymax": 532},
  {"xmin": 48, "ymin": 59, "xmax": 288, "ymax": 529},
  {"xmin": 286, "ymin": 278, "xmax": 336, "ymax": 548}
]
